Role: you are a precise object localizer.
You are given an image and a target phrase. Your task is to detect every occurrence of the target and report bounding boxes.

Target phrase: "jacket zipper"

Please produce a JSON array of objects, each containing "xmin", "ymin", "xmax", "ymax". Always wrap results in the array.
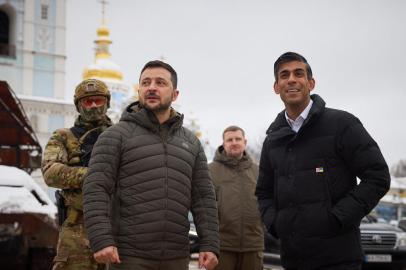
[{"xmin": 240, "ymin": 171, "xmax": 244, "ymax": 251}]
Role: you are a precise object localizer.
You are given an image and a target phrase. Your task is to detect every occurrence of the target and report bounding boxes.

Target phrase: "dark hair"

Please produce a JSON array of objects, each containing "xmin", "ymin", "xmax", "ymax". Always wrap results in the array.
[
  {"xmin": 274, "ymin": 52, "xmax": 313, "ymax": 81},
  {"xmin": 140, "ymin": 60, "xmax": 178, "ymax": 89},
  {"xmin": 222, "ymin": 125, "xmax": 245, "ymax": 139}
]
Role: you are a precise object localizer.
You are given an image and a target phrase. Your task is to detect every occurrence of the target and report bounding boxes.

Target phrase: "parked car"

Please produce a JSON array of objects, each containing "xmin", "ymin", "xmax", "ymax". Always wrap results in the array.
[
  {"xmin": 0, "ymin": 165, "xmax": 58, "ymax": 270},
  {"xmin": 189, "ymin": 214, "xmax": 406, "ymax": 270},
  {"xmin": 361, "ymin": 215, "xmax": 406, "ymax": 270},
  {"xmin": 262, "ymin": 215, "xmax": 406, "ymax": 270}
]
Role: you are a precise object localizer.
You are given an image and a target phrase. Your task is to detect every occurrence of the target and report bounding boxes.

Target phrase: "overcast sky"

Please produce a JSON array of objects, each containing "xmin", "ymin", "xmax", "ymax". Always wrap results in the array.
[{"xmin": 66, "ymin": 0, "xmax": 406, "ymax": 166}]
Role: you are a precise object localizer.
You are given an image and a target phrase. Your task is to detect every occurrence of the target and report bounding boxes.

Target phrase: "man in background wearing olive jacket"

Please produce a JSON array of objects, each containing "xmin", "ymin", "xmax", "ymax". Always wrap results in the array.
[{"xmin": 209, "ymin": 126, "xmax": 264, "ymax": 270}]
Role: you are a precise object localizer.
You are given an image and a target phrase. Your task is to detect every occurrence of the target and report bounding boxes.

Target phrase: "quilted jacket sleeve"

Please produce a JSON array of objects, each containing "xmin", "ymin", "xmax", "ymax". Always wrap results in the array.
[
  {"xmin": 255, "ymin": 136, "xmax": 278, "ymax": 238},
  {"xmin": 190, "ymin": 140, "xmax": 220, "ymax": 257},
  {"xmin": 83, "ymin": 127, "xmax": 122, "ymax": 253},
  {"xmin": 331, "ymin": 114, "xmax": 390, "ymax": 229}
]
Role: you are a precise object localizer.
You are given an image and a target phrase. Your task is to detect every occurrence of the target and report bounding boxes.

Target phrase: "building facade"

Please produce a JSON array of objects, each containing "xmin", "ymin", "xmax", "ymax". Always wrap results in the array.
[
  {"xmin": 0, "ymin": 0, "xmax": 74, "ymax": 150},
  {"xmin": 0, "ymin": 0, "xmax": 74, "ymax": 193}
]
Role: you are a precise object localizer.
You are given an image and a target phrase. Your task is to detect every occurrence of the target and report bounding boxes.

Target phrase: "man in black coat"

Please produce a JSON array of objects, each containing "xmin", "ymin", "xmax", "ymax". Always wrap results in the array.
[{"xmin": 255, "ymin": 52, "xmax": 390, "ymax": 270}]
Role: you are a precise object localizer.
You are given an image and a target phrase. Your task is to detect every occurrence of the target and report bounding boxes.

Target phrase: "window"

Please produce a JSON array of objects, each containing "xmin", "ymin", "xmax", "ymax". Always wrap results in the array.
[
  {"xmin": 0, "ymin": 7, "xmax": 15, "ymax": 58},
  {"xmin": 48, "ymin": 115, "xmax": 64, "ymax": 132},
  {"xmin": 0, "ymin": 10, "xmax": 9, "ymax": 44},
  {"xmin": 376, "ymin": 203, "xmax": 398, "ymax": 222},
  {"xmin": 41, "ymin": 4, "xmax": 48, "ymax": 20},
  {"xmin": 0, "ymin": 9, "xmax": 9, "ymax": 56}
]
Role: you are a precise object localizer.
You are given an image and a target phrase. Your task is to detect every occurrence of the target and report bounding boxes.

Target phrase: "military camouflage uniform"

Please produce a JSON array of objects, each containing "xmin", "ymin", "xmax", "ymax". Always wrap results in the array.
[{"xmin": 42, "ymin": 116, "xmax": 111, "ymax": 270}]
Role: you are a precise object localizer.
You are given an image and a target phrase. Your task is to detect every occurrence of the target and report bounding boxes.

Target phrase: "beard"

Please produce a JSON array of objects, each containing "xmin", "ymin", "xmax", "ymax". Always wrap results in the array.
[{"xmin": 140, "ymin": 94, "xmax": 172, "ymax": 113}]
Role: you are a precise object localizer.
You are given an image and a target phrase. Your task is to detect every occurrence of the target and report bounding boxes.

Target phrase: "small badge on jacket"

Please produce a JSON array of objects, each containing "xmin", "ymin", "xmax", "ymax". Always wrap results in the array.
[{"xmin": 316, "ymin": 167, "xmax": 324, "ymax": 173}]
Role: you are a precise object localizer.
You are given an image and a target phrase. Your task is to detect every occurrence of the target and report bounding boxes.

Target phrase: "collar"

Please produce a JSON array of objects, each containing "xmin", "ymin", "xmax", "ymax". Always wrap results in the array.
[
  {"xmin": 285, "ymin": 99, "xmax": 313, "ymax": 124},
  {"xmin": 266, "ymin": 94, "xmax": 325, "ymax": 136},
  {"xmin": 213, "ymin": 145, "xmax": 252, "ymax": 169},
  {"xmin": 122, "ymin": 101, "xmax": 184, "ymax": 134}
]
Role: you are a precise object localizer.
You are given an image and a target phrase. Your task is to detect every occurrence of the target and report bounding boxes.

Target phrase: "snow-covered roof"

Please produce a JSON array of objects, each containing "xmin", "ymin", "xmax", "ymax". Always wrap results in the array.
[
  {"xmin": 18, "ymin": 94, "xmax": 74, "ymax": 105},
  {"xmin": 0, "ymin": 165, "xmax": 57, "ymax": 218}
]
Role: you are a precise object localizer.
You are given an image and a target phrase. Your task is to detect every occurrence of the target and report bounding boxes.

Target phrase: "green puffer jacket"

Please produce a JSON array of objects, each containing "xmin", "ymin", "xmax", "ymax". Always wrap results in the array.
[
  {"xmin": 209, "ymin": 146, "xmax": 264, "ymax": 252},
  {"xmin": 83, "ymin": 102, "xmax": 219, "ymax": 260}
]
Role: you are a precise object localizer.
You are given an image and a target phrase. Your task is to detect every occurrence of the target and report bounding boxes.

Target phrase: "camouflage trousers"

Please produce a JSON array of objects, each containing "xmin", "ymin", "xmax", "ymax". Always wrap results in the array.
[{"xmin": 52, "ymin": 223, "xmax": 103, "ymax": 270}]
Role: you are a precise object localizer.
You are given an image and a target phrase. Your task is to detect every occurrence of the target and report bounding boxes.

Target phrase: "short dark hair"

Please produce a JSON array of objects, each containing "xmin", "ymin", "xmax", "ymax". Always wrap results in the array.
[
  {"xmin": 274, "ymin": 52, "xmax": 313, "ymax": 81},
  {"xmin": 140, "ymin": 60, "xmax": 178, "ymax": 89},
  {"xmin": 222, "ymin": 125, "xmax": 245, "ymax": 140}
]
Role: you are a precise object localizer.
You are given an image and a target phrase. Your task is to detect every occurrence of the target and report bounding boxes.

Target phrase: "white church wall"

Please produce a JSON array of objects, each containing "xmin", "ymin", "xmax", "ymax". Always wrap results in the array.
[{"xmin": 54, "ymin": 57, "xmax": 66, "ymax": 99}]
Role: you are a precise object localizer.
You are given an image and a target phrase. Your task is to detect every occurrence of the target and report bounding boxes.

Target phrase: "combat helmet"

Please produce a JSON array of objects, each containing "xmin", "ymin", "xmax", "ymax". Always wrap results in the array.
[{"xmin": 74, "ymin": 79, "xmax": 110, "ymax": 110}]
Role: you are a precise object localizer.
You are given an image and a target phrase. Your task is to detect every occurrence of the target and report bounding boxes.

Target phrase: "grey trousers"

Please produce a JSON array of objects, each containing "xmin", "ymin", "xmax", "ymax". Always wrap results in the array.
[{"xmin": 109, "ymin": 256, "xmax": 189, "ymax": 270}]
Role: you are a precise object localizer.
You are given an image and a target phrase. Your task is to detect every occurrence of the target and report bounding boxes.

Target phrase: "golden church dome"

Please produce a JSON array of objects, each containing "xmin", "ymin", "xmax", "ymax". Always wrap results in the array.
[
  {"xmin": 83, "ymin": 25, "xmax": 123, "ymax": 81},
  {"xmin": 97, "ymin": 25, "xmax": 110, "ymax": 37}
]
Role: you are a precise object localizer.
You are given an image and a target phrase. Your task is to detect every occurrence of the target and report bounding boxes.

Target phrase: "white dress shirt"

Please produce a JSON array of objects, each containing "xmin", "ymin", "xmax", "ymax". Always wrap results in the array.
[{"xmin": 285, "ymin": 99, "xmax": 313, "ymax": 133}]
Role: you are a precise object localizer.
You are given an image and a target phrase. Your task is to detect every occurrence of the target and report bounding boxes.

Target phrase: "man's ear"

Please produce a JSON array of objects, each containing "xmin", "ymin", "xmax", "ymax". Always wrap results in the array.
[
  {"xmin": 172, "ymin": 89, "xmax": 179, "ymax": 101},
  {"xmin": 274, "ymin": 81, "xmax": 280, "ymax": 94},
  {"xmin": 309, "ymin": 78, "xmax": 315, "ymax": 92}
]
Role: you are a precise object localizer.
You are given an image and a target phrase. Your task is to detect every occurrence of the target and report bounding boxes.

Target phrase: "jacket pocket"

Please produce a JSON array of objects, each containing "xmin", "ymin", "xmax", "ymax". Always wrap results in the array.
[
  {"xmin": 296, "ymin": 201, "xmax": 338, "ymax": 237},
  {"xmin": 53, "ymin": 248, "xmax": 69, "ymax": 263},
  {"xmin": 293, "ymin": 158, "xmax": 329, "ymax": 203}
]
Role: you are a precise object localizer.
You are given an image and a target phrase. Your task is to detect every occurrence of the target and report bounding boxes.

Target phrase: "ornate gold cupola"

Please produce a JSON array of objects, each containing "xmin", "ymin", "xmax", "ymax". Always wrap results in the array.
[
  {"xmin": 82, "ymin": 0, "xmax": 123, "ymax": 81},
  {"xmin": 81, "ymin": 0, "xmax": 133, "ymax": 123}
]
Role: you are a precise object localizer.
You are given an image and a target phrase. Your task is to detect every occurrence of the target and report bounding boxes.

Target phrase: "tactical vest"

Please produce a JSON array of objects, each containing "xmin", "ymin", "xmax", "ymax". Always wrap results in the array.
[{"xmin": 58, "ymin": 126, "xmax": 105, "ymax": 225}]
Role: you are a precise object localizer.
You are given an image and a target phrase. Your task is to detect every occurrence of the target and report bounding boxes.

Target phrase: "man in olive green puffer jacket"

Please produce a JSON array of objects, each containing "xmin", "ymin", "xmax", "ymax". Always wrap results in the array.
[
  {"xmin": 83, "ymin": 60, "xmax": 219, "ymax": 270},
  {"xmin": 209, "ymin": 126, "xmax": 264, "ymax": 270}
]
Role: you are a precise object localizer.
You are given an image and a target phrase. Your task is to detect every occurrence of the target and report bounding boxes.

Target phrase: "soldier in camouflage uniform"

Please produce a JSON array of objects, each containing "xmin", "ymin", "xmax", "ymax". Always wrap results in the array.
[{"xmin": 42, "ymin": 79, "xmax": 112, "ymax": 270}]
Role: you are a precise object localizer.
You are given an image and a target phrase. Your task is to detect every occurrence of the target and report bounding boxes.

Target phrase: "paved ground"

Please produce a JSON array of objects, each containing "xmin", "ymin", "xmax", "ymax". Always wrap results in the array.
[{"xmin": 188, "ymin": 259, "xmax": 283, "ymax": 269}]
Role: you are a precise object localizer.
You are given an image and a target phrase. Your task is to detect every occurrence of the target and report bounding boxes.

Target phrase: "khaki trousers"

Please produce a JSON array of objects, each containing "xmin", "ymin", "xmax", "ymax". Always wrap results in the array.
[
  {"xmin": 215, "ymin": 250, "xmax": 263, "ymax": 270},
  {"xmin": 110, "ymin": 256, "xmax": 189, "ymax": 270},
  {"xmin": 52, "ymin": 223, "xmax": 101, "ymax": 270}
]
